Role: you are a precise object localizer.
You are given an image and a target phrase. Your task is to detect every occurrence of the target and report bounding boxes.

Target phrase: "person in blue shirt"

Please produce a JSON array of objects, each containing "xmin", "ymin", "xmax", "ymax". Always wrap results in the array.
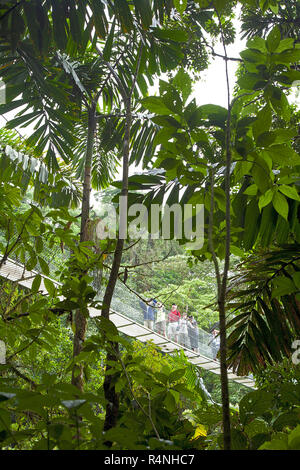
[
  {"xmin": 143, "ymin": 298, "xmax": 157, "ymax": 330},
  {"xmin": 139, "ymin": 299, "xmax": 148, "ymax": 322}
]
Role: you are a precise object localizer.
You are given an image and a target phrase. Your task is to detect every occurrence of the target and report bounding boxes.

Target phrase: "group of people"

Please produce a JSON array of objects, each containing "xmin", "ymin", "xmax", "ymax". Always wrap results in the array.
[{"xmin": 139, "ymin": 299, "xmax": 200, "ymax": 352}]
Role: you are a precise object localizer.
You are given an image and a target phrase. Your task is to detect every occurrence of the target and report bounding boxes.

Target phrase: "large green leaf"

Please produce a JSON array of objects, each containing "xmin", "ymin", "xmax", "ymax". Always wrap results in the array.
[
  {"xmin": 272, "ymin": 191, "xmax": 289, "ymax": 220},
  {"xmin": 272, "ymin": 48, "xmax": 300, "ymax": 65},
  {"xmin": 141, "ymin": 97, "xmax": 174, "ymax": 115},
  {"xmin": 152, "ymin": 28, "xmax": 188, "ymax": 43},
  {"xmin": 266, "ymin": 25, "xmax": 281, "ymax": 53},
  {"xmin": 252, "ymin": 104, "xmax": 272, "ymax": 141},
  {"xmin": 198, "ymin": 104, "xmax": 228, "ymax": 129},
  {"xmin": 265, "ymin": 145, "xmax": 300, "ymax": 167}
]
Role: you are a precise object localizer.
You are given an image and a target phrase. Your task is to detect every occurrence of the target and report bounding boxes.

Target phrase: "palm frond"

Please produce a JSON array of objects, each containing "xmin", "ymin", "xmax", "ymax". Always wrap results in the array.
[
  {"xmin": 226, "ymin": 245, "xmax": 300, "ymax": 375},
  {"xmin": 0, "ymin": 128, "xmax": 82, "ymax": 208}
]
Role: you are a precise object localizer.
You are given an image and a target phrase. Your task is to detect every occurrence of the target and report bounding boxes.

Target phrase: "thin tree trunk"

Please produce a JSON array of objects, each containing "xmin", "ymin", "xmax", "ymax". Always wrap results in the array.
[
  {"xmin": 208, "ymin": 166, "xmax": 231, "ymax": 450},
  {"xmin": 218, "ymin": 103, "xmax": 232, "ymax": 450},
  {"xmin": 218, "ymin": 299, "xmax": 231, "ymax": 450},
  {"xmin": 212, "ymin": 9, "xmax": 232, "ymax": 450},
  {"xmin": 102, "ymin": 97, "xmax": 132, "ymax": 434},
  {"xmin": 72, "ymin": 103, "xmax": 96, "ymax": 391},
  {"xmin": 98, "ymin": 43, "xmax": 142, "ymax": 436}
]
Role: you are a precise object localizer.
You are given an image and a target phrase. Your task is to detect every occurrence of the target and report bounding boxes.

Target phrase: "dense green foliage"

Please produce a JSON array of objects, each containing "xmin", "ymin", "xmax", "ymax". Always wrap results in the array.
[{"xmin": 0, "ymin": 0, "xmax": 300, "ymax": 451}]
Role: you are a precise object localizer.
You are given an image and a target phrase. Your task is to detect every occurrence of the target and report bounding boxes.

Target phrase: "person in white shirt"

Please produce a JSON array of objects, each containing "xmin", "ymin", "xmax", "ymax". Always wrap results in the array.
[
  {"xmin": 155, "ymin": 302, "xmax": 166, "ymax": 336},
  {"xmin": 210, "ymin": 329, "xmax": 220, "ymax": 359},
  {"xmin": 177, "ymin": 313, "xmax": 189, "ymax": 348}
]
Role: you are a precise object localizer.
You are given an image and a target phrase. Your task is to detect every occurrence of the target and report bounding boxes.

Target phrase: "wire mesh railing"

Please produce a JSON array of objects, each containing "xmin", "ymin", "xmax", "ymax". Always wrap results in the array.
[
  {"xmin": 95, "ymin": 279, "xmax": 217, "ymax": 359},
  {"xmin": 0, "ymin": 231, "xmax": 218, "ymax": 360}
]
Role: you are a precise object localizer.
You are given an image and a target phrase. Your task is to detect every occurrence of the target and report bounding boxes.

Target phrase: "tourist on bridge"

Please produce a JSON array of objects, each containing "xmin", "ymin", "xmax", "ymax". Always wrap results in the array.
[
  {"xmin": 177, "ymin": 313, "xmax": 189, "ymax": 348},
  {"xmin": 210, "ymin": 329, "xmax": 220, "ymax": 359},
  {"xmin": 144, "ymin": 298, "xmax": 156, "ymax": 330},
  {"xmin": 139, "ymin": 299, "xmax": 148, "ymax": 323},
  {"xmin": 167, "ymin": 303, "xmax": 180, "ymax": 342},
  {"xmin": 188, "ymin": 315, "xmax": 199, "ymax": 352},
  {"xmin": 155, "ymin": 302, "xmax": 166, "ymax": 336}
]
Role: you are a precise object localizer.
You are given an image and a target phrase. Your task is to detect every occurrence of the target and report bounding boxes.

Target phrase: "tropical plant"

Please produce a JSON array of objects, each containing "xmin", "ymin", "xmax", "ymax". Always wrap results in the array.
[
  {"xmin": 1, "ymin": 0, "xmax": 300, "ymax": 452},
  {"xmin": 110, "ymin": 9, "xmax": 300, "ymax": 448},
  {"xmin": 226, "ymin": 245, "xmax": 300, "ymax": 375},
  {"xmin": 0, "ymin": 1, "xmax": 188, "ymax": 406},
  {"xmin": 241, "ymin": 0, "xmax": 300, "ymax": 41}
]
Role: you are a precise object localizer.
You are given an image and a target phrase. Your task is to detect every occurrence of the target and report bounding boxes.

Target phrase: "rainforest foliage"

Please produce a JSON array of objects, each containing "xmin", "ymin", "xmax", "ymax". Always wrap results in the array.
[{"xmin": 0, "ymin": 0, "xmax": 300, "ymax": 451}]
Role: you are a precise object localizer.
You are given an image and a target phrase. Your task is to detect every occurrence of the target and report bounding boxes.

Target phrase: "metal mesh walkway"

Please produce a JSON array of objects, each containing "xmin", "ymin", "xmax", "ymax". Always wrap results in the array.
[{"xmin": 0, "ymin": 256, "xmax": 255, "ymax": 389}]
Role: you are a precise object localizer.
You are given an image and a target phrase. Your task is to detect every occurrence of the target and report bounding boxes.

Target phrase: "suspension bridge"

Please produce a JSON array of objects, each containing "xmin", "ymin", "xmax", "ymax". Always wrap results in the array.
[{"xmin": 0, "ymin": 255, "xmax": 255, "ymax": 389}]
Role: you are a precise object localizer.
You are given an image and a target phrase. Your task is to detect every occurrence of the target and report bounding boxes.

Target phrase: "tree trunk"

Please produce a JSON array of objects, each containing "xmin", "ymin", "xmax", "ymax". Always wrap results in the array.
[
  {"xmin": 218, "ymin": 299, "xmax": 231, "ymax": 450},
  {"xmin": 72, "ymin": 103, "xmax": 96, "ymax": 391},
  {"xmin": 216, "ymin": 11, "xmax": 233, "ymax": 448},
  {"xmin": 102, "ymin": 97, "xmax": 132, "ymax": 434},
  {"xmin": 208, "ymin": 165, "xmax": 231, "ymax": 449},
  {"xmin": 218, "ymin": 96, "xmax": 233, "ymax": 451}
]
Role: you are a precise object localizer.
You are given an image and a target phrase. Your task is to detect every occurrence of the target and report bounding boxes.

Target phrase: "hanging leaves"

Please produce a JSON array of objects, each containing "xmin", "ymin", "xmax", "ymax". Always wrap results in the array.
[{"xmin": 226, "ymin": 246, "xmax": 300, "ymax": 375}]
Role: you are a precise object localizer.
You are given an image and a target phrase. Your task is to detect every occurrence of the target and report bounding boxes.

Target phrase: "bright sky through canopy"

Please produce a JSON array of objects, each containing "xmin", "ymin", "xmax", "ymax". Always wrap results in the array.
[{"xmin": 194, "ymin": 8, "xmax": 246, "ymax": 107}]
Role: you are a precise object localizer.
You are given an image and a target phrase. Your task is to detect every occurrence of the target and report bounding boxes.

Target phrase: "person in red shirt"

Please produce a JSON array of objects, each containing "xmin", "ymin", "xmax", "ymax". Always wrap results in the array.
[{"xmin": 167, "ymin": 304, "xmax": 180, "ymax": 342}]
